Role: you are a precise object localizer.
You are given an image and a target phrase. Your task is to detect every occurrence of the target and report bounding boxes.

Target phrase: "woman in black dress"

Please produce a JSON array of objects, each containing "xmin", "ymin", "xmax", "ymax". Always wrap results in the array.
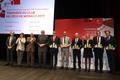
[{"xmin": 83, "ymin": 34, "xmax": 93, "ymax": 72}]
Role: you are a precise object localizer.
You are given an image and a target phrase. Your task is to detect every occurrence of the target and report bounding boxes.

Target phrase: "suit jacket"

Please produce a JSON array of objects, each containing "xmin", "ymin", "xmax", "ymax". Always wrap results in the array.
[
  {"xmin": 6, "ymin": 36, "xmax": 16, "ymax": 49},
  {"xmin": 83, "ymin": 39, "xmax": 93, "ymax": 48},
  {"xmin": 49, "ymin": 36, "xmax": 60, "ymax": 47},
  {"xmin": 105, "ymin": 35, "xmax": 116, "ymax": 47},
  {"xmin": 16, "ymin": 37, "xmax": 26, "ymax": 51},
  {"xmin": 37, "ymin": 35, "xmax": 48, "ymax": 51},
  {"xmin": 60, "ymin": 36, "xmax": 71, "ymax": 47},
  {"xmin": 26, "ymin": 37, "xmax": 36, "ymax": 52},
  {"xmin": 71, "ymin": 38, "xmax": 82, "ymax": 49},
  {"xmin": 93, "ymin": 36, "xmax": 105, "ymax": 48}
]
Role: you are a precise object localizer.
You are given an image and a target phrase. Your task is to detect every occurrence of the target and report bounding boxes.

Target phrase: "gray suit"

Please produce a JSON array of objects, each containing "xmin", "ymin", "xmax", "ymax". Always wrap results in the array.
[
  {"xmin": 60, "ymin": 36, "xmax": 71, "ymax": 68},
  {"xmin": 37, "ymin": 35, "xmax": 48, "ymax": 67}
]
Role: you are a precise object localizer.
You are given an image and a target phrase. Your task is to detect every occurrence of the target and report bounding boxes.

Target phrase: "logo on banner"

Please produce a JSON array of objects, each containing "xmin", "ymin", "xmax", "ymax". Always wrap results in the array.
[
  {"xmin": 0, "ymin": 0, "xmax": 21, "ymax": 18},
  {"xmin": 11, "ymin": 0, "xmax": 20, "ymax": 5}
]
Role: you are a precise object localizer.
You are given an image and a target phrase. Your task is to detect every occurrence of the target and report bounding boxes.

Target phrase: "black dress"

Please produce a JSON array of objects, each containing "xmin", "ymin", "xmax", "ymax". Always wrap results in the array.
[{"xmin": 83, "ymin": 39, "xmax": 93, "ymax": 58}]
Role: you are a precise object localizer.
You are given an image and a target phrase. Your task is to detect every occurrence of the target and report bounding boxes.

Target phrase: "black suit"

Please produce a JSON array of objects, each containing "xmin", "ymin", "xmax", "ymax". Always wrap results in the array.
[
  {"xmin": 71, "ymin": 38, "xmax": 82, "ymax": 69},
  {"xmin": 49, "ymin": 36, "xmax": 60, "ymax": 68},
  {"xmin": 6, "ymin": 36, "xmax": 16, "ymax": 65},
  {"xmin": 105, "ymin": 35, "xmax": 116, "ymax": 73},
  {"xmin": 93, "ymin": 36, "xmax": 105, "ymax": 72}
]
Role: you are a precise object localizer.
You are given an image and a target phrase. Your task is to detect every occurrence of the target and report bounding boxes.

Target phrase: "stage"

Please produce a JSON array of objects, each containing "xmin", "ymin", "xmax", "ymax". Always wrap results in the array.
[{"xmin": 0, "ymin": 61, "xmax": 120, "ymax": 80}]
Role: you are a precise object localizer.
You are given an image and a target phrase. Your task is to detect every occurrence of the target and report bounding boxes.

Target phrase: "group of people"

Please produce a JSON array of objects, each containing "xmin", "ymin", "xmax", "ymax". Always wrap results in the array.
[{"xmin": 5, "ymin": 30, "xmax": 116, "ymax": 73}]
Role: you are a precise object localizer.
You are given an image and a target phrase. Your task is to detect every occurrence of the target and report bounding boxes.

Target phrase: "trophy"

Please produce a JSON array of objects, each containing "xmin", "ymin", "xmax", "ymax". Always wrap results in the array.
[
  {"xmin": 85, "ymin": 44, "xmax": 91, "ymax": 48},
  {"xmin": 61, "ymin": 44, "xmax": 69, "ymax": 48},
  {"xmin": 50, "ymin": 43, "xmax": 57, "ymax": 48},
  {"xmin": 73, "ymin": 44, "xmax": 80, "ymax": 49},
  {"xmin": 8, "ymin": 45, "xmax": 12, "ymax": 49},
  {"xmin": 97, "ymin": 43, "xmax": 103, "ymax": 48},
  {"xmin": 106, "ymin": 44, "xmax": 115, "ymax": 50}
]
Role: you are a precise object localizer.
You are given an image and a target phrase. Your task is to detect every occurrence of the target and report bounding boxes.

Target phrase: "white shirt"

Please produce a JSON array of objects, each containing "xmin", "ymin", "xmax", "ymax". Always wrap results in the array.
[{"xmin": 97, "ymin": 36, "xmax": 101, "ymax": 44}]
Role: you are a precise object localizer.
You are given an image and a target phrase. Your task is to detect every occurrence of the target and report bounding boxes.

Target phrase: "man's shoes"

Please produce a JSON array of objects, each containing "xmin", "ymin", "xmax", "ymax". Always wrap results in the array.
[
  {"xmin": 99, "ymin": 70, "xmax": 103, "ymax": 73},
  {"xmin": 60, "ymin": 66, "xmax": 64, "ymax": 69},
  {"xmin": 88, "ymin": 69, "xmax": 90, "ymax": 72},
  {"xmin": 65, "ymin": 67, "xmax": 69, "ymax": 70},
  {"xmin": 107, "ymin": 71, "xmax": 113, "ymax": 73},
  {"xmin": 84, "ymin": 69, "xmax": 87, "ymax": 72},
  {"xmin": 4, "ymin": 63, "xmax": 9, "ymax": 66},
  {"xmin": 94, "ymin": 70, "xmax": 98, "ymax": 72},
  {"xmin": 71, "ymin": 68, "xmax": 76, "ymax": 71}
]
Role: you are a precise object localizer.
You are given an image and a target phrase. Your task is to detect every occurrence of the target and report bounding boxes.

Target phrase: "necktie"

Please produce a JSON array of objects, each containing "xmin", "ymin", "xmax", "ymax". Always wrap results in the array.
[
  {"xmin": 64, "ymin": 37, "xmax": 66, "ymax": 44},
  {"xmin": 97, "ymin": 36, "xmax": 99, "ymax": 43}
]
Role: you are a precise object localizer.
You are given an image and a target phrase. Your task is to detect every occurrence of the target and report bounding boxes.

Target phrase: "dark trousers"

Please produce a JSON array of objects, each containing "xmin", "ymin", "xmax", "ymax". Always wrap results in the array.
[
  {"xmin": 27, "ymin": 52, "xmax": 34, "ymax": 66},
  {"xmin": 106, "ymin": 50, "xmax": 115, "ymax": 72},
  {"xmin": 50, "ymin": 48, "xmax": 58, "ymax": 68},
  {"xmin": 73, "ymin": 49, "xmax": 81, "ymax": 69},
  {"xmin": 38, "ymin": 48, "xmax": 47, "ymax": 67},
  {"xmin": 7, "ymin": 48, "xmax": 14, "ymax": 65},
  {"xmin": 94, "ymin": 48, "xmax": 104, "ymax": 71},
  {"xmin": 17, "ymin": 50, "xmax": 24, "ymax": 65}
]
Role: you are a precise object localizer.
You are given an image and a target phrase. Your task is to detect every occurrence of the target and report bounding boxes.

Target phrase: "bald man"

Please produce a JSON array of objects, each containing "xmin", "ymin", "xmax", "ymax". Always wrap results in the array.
[{"xmin": 71, "ymin": 33, "xmax": 82, "ymax": 71}]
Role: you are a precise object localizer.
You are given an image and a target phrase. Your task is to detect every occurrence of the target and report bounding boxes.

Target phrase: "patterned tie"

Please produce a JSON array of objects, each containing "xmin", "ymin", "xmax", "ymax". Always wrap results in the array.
[{"xmin": 64, "ymin": 37, "xmax": 66, "ymax": 44}]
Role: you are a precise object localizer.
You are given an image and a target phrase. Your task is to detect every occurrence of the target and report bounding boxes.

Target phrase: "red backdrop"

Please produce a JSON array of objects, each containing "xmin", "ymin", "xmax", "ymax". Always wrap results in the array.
[
  {"xmin": 55, "ymin": 18, "xmax": 113, "ymax": 40},
  {"xmin": 55, "ymin": 18, "xmax": 120, "ymax": 63}
]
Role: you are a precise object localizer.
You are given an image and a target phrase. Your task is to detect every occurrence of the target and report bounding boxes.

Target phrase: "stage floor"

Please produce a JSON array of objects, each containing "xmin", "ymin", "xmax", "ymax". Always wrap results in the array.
[{"xmin": 0, "ymin": 61, "xmax": 120, "ymax": 80}]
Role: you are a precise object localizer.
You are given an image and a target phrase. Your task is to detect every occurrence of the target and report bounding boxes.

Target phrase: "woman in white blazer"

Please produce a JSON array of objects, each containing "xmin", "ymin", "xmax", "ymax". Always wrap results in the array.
[{"xmin": 16, "ymin": 33, "xmax": 26, "ymax": 66}]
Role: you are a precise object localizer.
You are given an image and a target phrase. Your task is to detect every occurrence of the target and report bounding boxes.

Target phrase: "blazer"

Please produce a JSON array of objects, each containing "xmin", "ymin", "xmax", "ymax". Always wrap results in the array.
[
  {"xmin": 83, "ymin": 39, "xmax": 93, "ymax": 48},
  {"xmin": 16, "ymin": 37, "xmax": 26, "ymax": 51},
  {"xmin": 49, "ymin": 36, "xmax": 60, "ymax": 47},
  {"xmin": 104, "ymin": 35, "xmax": 116, "ymax": 47},
  {"xmin": 37, "ymin": 35, "xmax": 49, "ymax": 51},
  {"xmin": 26, "ymin": 37, "xmax": 36, "ymax": 52},
  {"xmin": 6, "ymin": 36, "xmax": 16, "ymax": 48},
  {"xmin": 60, "ymin": 36, "xmax": 71, "ymax": 47},
  {"xmin": 71, "ymin": 38, "xmax": 82, "ymax": 49},
  {"xmin": 93, "ymin": 36, "xmax": 105, "ymax": 48}
]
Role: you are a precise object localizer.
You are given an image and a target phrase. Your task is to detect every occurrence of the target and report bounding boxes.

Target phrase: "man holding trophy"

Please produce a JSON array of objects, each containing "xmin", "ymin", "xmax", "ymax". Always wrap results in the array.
[
  {"xmin": 49, "ymin": 31, "xmax": 60, "ymax": 69},
  {"xmin": 60, "ymin": 31, "xmax": 71, "ymax": 69},
  {"xmin": 71, "ymin": 33, "xmax": 82, "ymax": 71},
  {"xmin": 93, "ymin": 31, "xmax": 105, "ymax": 73},
  {"xmin": 104, "ymin": 30, "xmax": 116, "ymax": 73}
]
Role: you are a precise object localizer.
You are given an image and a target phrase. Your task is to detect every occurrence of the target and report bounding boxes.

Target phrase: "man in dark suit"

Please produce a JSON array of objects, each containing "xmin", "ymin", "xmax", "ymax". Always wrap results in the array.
[
  {"xmin": 49, "ymin": 31, "xmax": 60, "ymax": 69},
  {"xmin": 93, "ymin": 31, "xmax": 105, "ymax": 72},
  {"xmin": 37, "ymin": 30, "xmax": 49, "ymax": 68},
  {"xmin": 104, "ymin": 30, "xmax": 116, "ymax": 73},
  {"xmin": 71, "ymin": 33, "xmax": 82, "ymax": 71},
  {"xmin": 6, "ymin": 32, "xmax": 16, "ymax": 66}
]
